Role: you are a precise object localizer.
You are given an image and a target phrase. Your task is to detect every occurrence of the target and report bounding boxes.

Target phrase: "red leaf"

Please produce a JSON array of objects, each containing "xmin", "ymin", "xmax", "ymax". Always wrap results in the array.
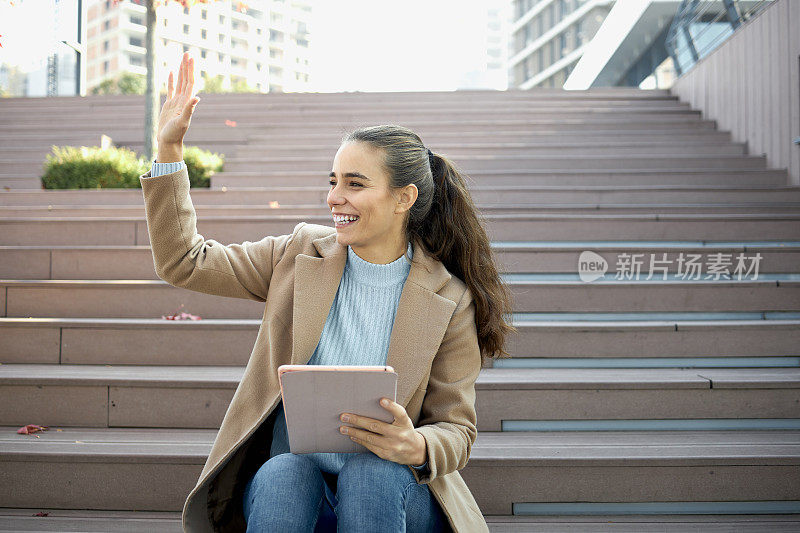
[
  {"xmin": 161, "ymin": 304, "xmax": 202, "ymax": 320},
  {"xmin": 17, "ymin": 424, "xmax": 49, "ymax": 435}
]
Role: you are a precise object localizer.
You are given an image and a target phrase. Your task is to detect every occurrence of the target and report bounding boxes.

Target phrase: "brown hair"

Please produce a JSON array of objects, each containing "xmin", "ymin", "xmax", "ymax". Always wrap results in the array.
[{"xmin": 341, "ymin": 124, "xmax": 516, "ymax": 360}]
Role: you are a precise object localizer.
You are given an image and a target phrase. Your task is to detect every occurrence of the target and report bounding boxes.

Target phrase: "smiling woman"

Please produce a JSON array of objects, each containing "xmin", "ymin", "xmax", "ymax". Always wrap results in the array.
[{"xmin": 138, "ymin": 50, "xmax": 514, "ymax": 533}]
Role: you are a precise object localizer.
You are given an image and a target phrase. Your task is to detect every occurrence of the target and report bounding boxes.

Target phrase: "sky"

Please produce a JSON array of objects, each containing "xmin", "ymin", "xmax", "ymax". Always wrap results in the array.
[
  {"xmin": 0, "ymin": 0, "xmax": 508, "ymax": 92},
  {"xmin": 308, "ymin": 0, "xmax": 496, "ymax": 92}
]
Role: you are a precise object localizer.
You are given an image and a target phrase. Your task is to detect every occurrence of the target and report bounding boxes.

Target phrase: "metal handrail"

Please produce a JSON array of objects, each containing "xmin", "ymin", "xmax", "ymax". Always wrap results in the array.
[{"xmin": 665, "ymin": 0, "xmax": 773, "ymax": 77}]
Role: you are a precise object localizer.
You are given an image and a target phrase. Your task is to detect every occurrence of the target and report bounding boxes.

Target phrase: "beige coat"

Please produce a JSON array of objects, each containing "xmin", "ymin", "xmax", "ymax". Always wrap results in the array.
[{"xmin": 140, "ymin": 165, "xmax": 489, "ymax": 533}]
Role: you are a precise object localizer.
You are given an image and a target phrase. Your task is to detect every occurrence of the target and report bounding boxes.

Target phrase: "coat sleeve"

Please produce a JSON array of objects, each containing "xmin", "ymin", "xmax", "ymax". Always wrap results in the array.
[
  {"xmin": 140, "ymin": 165, "xmax": 304, "ymax": 302},
  {"xmin": 410, "ymin": 286, "xmax": 481, "ymax": 485}
]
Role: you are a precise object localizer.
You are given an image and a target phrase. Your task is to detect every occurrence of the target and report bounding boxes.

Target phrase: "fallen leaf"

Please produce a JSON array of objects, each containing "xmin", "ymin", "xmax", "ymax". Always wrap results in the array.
[
  {"xmin": 161, "ymin": 303, "xmax": 202, "ymax": 320},
  {"xmin": 17, "ymin": 424, "xmax": 49, "ymax": 435},
  {"xmin": 225, "ymin": 119, "xmax": 237, "ymax": 127}
]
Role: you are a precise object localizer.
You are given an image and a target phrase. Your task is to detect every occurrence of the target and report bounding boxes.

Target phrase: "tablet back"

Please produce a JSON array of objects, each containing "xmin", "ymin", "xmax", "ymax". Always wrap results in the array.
[{"xmin": 279, "ymin": 366, "xmax": 398, "ymax": 454}]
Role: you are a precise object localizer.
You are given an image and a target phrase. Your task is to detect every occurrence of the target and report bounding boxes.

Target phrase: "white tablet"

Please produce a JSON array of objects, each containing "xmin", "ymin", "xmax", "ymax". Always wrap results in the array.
[{"xmin": 277, "ymin": 364, "xmax": 398, "ymax": 453}]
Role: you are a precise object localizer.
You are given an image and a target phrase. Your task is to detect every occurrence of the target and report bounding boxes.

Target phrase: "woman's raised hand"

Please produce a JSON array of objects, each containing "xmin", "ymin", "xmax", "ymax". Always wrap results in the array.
[{"xmin": 157, "ymin": 52, "xmax": 200, "ymax": 146}]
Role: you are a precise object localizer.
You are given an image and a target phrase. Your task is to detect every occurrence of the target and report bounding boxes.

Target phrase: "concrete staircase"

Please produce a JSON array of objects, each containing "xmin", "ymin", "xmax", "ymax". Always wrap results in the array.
[{"xmin": 1, "ymin": 88, "xmax": 799, "ymax": 531}]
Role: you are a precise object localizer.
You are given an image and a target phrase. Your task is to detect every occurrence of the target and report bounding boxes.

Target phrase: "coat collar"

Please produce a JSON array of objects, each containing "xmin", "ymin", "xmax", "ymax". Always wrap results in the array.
[{"xmin": 291, "ymin": 232, "xmax": 457, "ymax": 407}]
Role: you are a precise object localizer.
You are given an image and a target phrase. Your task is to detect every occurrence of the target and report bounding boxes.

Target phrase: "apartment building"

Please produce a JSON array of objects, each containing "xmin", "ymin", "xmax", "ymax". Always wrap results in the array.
[{"xmin": 86, "ymin": 0, "xmax": 312, "ymax": 94}]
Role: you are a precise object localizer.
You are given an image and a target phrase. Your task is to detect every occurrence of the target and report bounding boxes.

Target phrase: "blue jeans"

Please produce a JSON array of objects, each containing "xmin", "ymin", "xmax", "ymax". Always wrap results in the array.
[{"xmin": 242, "ymin": 451, "xmax": 449, "ymax": 532}]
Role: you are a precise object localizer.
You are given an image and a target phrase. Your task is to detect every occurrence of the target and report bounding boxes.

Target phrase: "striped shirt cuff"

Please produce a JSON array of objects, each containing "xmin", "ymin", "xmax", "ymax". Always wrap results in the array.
[{"xmin": 150, "ymin": 159, "xmax": 186, "ymax": 177}]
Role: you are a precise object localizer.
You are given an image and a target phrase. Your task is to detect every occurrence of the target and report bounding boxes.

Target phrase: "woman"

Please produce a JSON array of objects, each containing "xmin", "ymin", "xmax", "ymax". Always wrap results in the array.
[{"xmin": 141, "ymin": 52, "xmax": 515, "ymax": 532}]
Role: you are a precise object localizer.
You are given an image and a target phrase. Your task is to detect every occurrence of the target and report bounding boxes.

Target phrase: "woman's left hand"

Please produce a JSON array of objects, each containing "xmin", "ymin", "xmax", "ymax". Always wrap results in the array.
[{"xmin": 339, "ymin": 397, "xmax": 427, "ymax": 467}]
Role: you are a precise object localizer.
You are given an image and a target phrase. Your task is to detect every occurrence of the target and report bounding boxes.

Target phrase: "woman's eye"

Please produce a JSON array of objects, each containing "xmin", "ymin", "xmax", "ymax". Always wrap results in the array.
[{"xmin": 329, "ymin": 180, "xmax": 362, "ymax": 187}]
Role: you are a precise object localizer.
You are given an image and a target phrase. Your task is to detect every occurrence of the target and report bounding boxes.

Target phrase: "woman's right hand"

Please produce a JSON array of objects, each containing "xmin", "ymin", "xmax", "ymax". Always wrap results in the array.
[{"xmin": 157, "ymin": 52, "xmax": 200, "ymax": 146}]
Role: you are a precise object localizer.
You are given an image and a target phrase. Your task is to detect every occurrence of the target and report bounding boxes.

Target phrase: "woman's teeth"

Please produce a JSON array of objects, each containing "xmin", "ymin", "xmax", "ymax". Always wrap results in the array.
[{"xmin": 334, "ymin": 215, "xmax": 359, "ymax": 227}]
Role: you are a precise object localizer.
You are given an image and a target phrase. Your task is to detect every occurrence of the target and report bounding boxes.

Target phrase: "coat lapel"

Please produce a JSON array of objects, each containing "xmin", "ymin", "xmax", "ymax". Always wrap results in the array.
[{"xmin": 292, "ymin": 232, "xmax": 457, "ymax": 407}]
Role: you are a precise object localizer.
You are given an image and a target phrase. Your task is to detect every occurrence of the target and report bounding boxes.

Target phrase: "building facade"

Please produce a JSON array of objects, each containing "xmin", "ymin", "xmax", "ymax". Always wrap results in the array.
[
  {"xmin": 85, "ymin": 0, "xmax": 312, "ymax": 94},
  {"xmin": 509, "ymin": 0, "xmax": 610, "ymax": 89}
]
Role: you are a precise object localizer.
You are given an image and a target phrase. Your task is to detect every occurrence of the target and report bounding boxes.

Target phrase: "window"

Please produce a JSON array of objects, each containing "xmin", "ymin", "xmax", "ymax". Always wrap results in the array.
[
  {"xmin": 163, "ymin": 19, "xmax": 167, "ymax": 27},
  {"xmin": 257, "ymin": 28, "xmax": 262, "ymax": 35},
  {"xmin": 257, "ymin": 63, "xmax": 261, "ymax": 71},
  {"xmin": 218, "ymin": 52, "xmax": 224, "ymax": 61},
  {"xmin": 576, "ymin": 20, "xmax": 583, "ymax": 46},
  {"xmin": 104, "ymin": 20, "xmax": 110, "ymax": 30},
  {"xmin": 219, "ymin": 34, "xmax": 224, "ymax": 43},
  {"xmin": 269, "ymin": 29, "xmax": 284, "ymax": 42},
  {"xmin": 103, "ymin": 40, "xmax": 109, "ymax": 52},
  {"xmin": 296, "ymin": 38, "xmax": 308, "ymax": 47},
  {"xmin": 257, "ymin": 45, "xmax": 262, "ymax": 53},
  {"xmin": 201, "ymin": 49, "xmax": 207, "ymax": 58},
  {"xmin": 129, "ymin": 36, "xmax": 143, "ymax": 47},
  {"xmin": 269, "ymin": 66, "xmax": 283, "ymax": 76},
  {"xmin": 201, "ymin": 9, "xmax": 207, "ymax": 19},
  {"xmin": 183, "ymin": 24, "xmax": 189, "ymax": 34},
  {"xmin": 201, "ymin": 29, "xmax": 207, "ymax": 39},
  {"xmin": 162, "ymin": 38, "xmax": 167, "ymax": 46},
  {"xmin": 219, "ymin": 15, "xmax": 225, "ymax": 24},
  {"xmin": 103, "ymin": 60, "xmax": 109, "ymax": 72},
  {"xmin": 183, "ymin": 6, "xmax": 189, "ymax": 14},
  {"xmin": 130, "ymin": 15, "xmax": 143, "ymax": 25},
  {"xmin": 183, "ymin": 44, "xmax": 189, "ymax": 53},
  {"xmin": 559, "ymin": 32, "xmax": 567, "ymax": 58},
  {"xmin": 129, "ymin": 54, "xmax": 143, "ymax": 66},
  {"xmin": 201, "ymin": 70, "xmax": 206, "ymax": 78}
]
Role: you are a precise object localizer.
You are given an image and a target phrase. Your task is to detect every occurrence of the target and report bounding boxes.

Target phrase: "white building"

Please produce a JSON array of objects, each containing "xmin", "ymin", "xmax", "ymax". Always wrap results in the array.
[
  {"xmin": 509, "ymin": 0, "xmax": 772, "ymax": 90},
  {"xmin": 86, "ymin": 0, "xmax": 312, "ymax": 94}
]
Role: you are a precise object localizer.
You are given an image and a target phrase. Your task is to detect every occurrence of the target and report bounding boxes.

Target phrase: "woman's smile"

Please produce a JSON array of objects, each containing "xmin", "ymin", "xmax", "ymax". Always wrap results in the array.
[{"xmin": 333, "ymin": 214, "xmax": 360, "ymax": 228}]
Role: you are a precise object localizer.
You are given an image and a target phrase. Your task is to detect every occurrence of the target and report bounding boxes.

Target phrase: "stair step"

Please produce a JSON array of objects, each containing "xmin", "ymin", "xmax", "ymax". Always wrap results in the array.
[
  {"xmin": 1, "ymin": 277, "xmax": 797, "ymax": 318},
  {"xmin": 6, "ymin": 203, "xmax": 800, "ymax": 218},
  {"xmin": 0, "ymin": 242, "xmax": 799, "ymax": 280},
  {"xmin": 0, "ymin": 509, "xmax": 183, "ymax": 532},
  {"xmin": 1, "ymin": 427, "xmax": 797, "ymax": 512},
  {"xmin": 220, "ymin": 154, "xmax": 767, "ymax": 173},
  {"xmin": 5, "ymin": 185, "xmax": 800, "ymax": 207},
  {"xmin": 464, "ymin": 430, "xmax": 800, "ymax": 515},
  {"xmin": 2, "ymin": 317, "xmax": 798, "ymax": 366},
  {"xmin": 1, "ymin": 509, "xmax": 799, "ymax": 532},
  {"xmin": 0, "ymin": 364, "xmax": 797, "ymax": 429},
  {"xmin": 2, "ymin": 213, "xmax": 799, "ymax": 246}
]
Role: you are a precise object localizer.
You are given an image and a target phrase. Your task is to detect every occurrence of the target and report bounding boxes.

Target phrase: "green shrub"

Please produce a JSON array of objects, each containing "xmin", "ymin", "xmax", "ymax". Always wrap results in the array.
[
  {"xmin": 181, "ymin": 145, "xmax": 224, "ymax": 188},
  {"xmin": 40, "ymin": 145, "xmax": 224, "ymax": 189},
  {"xmin": 42, "ymin": 145, "xmax": 147, "ymax": 189}
]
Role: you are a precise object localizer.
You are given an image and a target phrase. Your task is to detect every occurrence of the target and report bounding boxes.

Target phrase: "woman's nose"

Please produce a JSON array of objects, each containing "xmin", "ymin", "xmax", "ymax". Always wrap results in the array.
[{"xmin": 327, "ymin": 187, "xmax": 345, "ymax": 206}]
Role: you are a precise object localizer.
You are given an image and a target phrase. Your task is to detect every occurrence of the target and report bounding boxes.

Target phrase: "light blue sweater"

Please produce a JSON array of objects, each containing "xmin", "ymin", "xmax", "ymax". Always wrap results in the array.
[{"xmin": 150, "ymin": 160, "xmax": 430, "ymax": 475}]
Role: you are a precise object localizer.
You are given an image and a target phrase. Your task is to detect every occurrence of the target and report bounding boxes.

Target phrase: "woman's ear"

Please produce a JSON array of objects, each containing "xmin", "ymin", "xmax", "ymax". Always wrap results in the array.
[{"xmin": 394, "ymin": 184, "xmax": 418, "ymax": 214}]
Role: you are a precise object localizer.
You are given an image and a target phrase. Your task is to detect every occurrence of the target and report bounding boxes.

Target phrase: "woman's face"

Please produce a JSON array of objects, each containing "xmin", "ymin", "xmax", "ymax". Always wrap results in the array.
[{"xmin": 327, "ymin": 141, "xmax": 417, "ymax": 263}]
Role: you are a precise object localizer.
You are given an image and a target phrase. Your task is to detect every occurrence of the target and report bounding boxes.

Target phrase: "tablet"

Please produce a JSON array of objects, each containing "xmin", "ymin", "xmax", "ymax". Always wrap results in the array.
[{"xmin": 277, "ymin": 364, "xmax": 398, "ymax": 454}]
